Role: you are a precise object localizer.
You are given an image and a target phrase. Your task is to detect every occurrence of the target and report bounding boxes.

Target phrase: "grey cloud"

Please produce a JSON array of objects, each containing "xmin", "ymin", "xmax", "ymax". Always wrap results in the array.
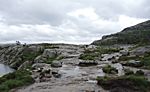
[
  {"xmin": 0, "ymin": 0, "xmax": 149, "ymax": 44},
  {"xmin": 0, "ymin": 0, "xmax": 149, "ymax": 25},
  {"xmin": 0, "ymin": 0, "xmax": 82, "ymax": 25}
]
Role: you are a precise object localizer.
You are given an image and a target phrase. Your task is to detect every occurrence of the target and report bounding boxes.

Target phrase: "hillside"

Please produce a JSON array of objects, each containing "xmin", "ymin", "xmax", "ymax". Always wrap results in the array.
[{"xmin": 92, "ymin": 20, "xmax": 150, "ymax": 45}]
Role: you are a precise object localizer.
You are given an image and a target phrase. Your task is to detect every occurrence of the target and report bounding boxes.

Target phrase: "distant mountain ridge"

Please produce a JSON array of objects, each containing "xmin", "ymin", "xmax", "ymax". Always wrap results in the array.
[{"xmin": 92, "ymin": 20, "xmax": 150, "ymax": 45}]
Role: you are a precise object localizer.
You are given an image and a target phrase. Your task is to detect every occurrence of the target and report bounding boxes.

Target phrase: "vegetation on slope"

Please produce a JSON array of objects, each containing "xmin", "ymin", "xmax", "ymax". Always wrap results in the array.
[{"xmin": 92, "ymin": 20, "xmax": 150, "ymax": 45}]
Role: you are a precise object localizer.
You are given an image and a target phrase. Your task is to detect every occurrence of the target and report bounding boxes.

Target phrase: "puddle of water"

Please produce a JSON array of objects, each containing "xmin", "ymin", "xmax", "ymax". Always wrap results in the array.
[
  {"xmin": 0, "ymin": 64, "xmax": 15, "ymax": 77},
  {"xmin": 59, "ymin": 64, "xmax": 105, "ymax": 80},
  {"xmin": 59, "ymin": 65, "xmax": 84, "ymax": 78}
]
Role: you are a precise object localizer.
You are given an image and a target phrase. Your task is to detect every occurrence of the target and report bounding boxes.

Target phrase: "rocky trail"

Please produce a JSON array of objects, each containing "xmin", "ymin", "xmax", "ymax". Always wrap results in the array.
[
  {"xmin": 15, "ymin": 45, "xmax": 107, "ymax": 92},
  {"xmin": 0, "ymin": 44, "xmax": 150, "ymax": 92}
]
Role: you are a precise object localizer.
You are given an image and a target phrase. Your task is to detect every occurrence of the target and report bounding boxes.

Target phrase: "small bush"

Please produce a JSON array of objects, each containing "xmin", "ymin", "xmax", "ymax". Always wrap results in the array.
[
  {"xmin": 118, "ymin": 56, "xmax": 140, "ymax": 61},
  {"xmin": 141, "ymin": 56, "xmax": 150, "ymax": 69},
  {"xmin": 102, "ymin": 65, "xmax": 118, "ymax": 74},
  {"xmin": 135, "ymin": 70, "xmax": 144, "ymax": 76},
  {"xmin": 79, "ymin": 53, "xmax": 97, "ymax": 60},
  {"xmin": 124, "ymin": 69, "xmax": 134, "ymax": 75}
]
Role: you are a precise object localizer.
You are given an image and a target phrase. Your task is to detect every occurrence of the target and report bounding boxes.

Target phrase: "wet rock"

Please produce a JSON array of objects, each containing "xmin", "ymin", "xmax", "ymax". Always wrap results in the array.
[
  {"xmin": 78, "ymin": 61, "xmax": 98, "ymax": 67},
  {"xmin": 51, "ymin": 61, "xmax": 62, "ymax": 67}
]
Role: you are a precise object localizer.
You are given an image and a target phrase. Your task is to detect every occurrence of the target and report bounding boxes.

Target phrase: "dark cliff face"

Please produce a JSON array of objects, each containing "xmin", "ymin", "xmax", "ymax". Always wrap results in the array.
[{"xmin": 91, "ymin": 20, "xmax": 150, "ymax": 45}]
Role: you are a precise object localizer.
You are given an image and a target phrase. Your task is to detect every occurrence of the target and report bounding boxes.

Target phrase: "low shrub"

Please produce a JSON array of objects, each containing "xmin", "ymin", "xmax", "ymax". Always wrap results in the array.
[
  {"xmin": 135, "ymin": 70, "xmax": 144, "ymax": 76},
  {"xmin": 102, "ymin": 65, "xmax": 118, "ymax": 74},
  {"xmin": 124, "ymin": 69, "xmax": 134, "ymax": 75},
  {"xmin": 97, "ymin": 75, "xmax": 150, "ymax": 92}
]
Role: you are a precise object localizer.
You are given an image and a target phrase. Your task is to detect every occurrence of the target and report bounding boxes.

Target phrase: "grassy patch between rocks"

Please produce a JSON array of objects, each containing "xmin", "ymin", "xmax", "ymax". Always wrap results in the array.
[
  {"xmin": 45, "ymin": 56, "xmax": 64, "ymax": 64},
  {"xmin": 97, "ymin": 75, "xmax": 150, "ymax": 92},
  {"xmin": 0, "ymin": 70, "xmax": 34, "ymax": 92},
  {"xmin": 79, "ymin": 47, "xmax": 121, "ymax": 60},
  {"xmin": 119, "ymin": 53, "xmax": 150, "ymax": 69}
]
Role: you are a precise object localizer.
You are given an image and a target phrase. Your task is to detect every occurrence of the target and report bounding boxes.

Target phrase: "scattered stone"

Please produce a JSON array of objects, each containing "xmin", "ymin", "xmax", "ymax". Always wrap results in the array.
[{"xmin": 32, "ymin": 63, "xmax": 51, "ymax": 70}]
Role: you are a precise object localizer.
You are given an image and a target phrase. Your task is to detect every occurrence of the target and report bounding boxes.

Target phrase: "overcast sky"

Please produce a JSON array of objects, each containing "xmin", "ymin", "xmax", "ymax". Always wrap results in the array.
[{"xmin": 0, "ymin": 0, "xmax": 149, "ymax": 44}]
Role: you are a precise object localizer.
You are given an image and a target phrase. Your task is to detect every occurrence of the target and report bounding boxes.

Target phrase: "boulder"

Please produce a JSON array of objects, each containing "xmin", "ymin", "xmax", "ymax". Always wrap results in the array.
[
  {"xmin": 120, "ymin": 50, "xmax": 129, "ymax": 56},
  {"xmin": 18, "ymin": 61, "xmax": 32, "ymax": 70},
  {"xmin": 51, "ymin": 61, "xmax": 62, "ymax": 67},
  {"xmin": 42, "ymin": 49, "xmax": 60, "ymax": 58},
  {"xmin": 34, "ymin": 55, "xmax": 46, "ymax": 63}
]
